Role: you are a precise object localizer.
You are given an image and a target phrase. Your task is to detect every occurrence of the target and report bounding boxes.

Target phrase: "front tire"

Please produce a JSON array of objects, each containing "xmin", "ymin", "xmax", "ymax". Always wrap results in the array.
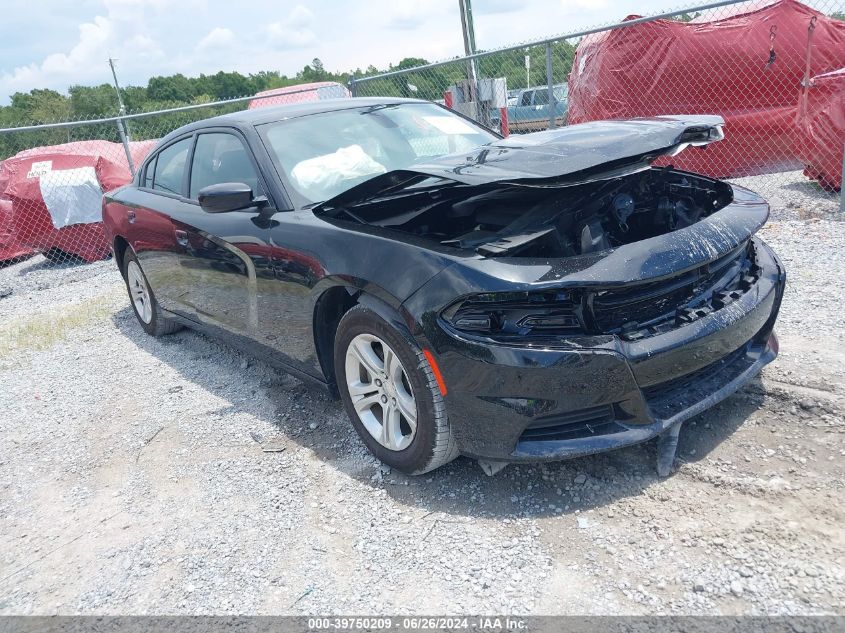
[
  {"xmin": 334, "ymin": 305, "xmax": 458, "ymax": 475},
  {"xmin": 122, "ymin": 248, "xmax": 182, "ymax": 337}
]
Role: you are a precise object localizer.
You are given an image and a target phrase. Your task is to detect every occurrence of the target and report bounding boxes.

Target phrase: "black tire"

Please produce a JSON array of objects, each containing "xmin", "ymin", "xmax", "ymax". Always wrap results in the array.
[
  {"xmin": 334, "ymin": 305, "xmax": 458, "ymax": 475},
  {"xmin": 122, "ymin": 248, "xmax": 182, "ymax": 337}
]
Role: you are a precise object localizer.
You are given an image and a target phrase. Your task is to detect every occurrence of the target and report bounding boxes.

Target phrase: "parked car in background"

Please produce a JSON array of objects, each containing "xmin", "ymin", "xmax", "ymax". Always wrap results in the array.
[
  {"xmin": 493, "ymin": 83, "xmax": 568, "ymax": 133},
  {"xmin": 103, "ymin": 98, "xmax": 784, "ymax": 476},
  {"xmin": 248, "ymin": 81, "xmax": 350, "ymax": 110}
]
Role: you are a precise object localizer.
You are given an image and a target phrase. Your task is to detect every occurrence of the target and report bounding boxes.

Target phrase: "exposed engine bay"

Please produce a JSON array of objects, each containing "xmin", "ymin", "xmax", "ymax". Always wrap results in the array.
[{"xmin": 325, "ymin": 167, "xmax": 734, "ymax": 258}]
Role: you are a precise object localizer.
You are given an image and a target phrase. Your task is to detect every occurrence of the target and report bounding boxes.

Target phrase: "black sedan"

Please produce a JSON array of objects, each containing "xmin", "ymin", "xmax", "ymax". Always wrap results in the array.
[{"xmin": 102, "ymin": 98, "xmax": 785, "ymax": 476}]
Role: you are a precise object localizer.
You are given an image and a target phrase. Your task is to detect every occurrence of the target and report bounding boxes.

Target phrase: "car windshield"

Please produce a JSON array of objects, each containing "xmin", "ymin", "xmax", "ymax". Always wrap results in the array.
[
  {"xmin": 258, "ymin": 102, "xmax": 497, "ymax": 205},
  {"xmin": 554, "ymin": 84, "xmax": 568, "ymax": 101}
]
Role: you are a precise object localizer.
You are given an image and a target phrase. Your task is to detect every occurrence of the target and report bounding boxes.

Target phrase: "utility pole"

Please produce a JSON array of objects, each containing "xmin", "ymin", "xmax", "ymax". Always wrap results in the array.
[
  {"xmin": 458, "ymin": 0, "xmax": 479, "ymax": 103},
  {"xmin": 108, "ymin": 58, "xmax": 136, "ymax": 175}
]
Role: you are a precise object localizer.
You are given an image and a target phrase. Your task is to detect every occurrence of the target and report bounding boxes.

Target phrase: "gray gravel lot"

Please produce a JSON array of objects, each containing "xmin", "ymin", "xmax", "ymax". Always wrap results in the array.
[{"xmin": 0, "ymin": 172, "xmax": 843, "ymax": 615}]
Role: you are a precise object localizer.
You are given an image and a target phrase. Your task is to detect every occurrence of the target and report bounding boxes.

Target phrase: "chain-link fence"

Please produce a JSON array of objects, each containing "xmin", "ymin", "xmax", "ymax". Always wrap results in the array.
[
  {"xmin": 352, "ymin": 0, "xmax": 845, "ymax": 204},
  {"xmin": 0, "ymin": 0, "xmax": 842, "ymax": 284},
  {"xmin": 0, "ymin": 85, "xmax": 351, "ymax": 272}
]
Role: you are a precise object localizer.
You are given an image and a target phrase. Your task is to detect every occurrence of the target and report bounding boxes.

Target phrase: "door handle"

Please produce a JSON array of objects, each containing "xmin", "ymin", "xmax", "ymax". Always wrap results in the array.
[
  {"xmin": 127, "ymin": 210, "xmax": 136, "ymax": 224},
  {"xmin": 174, "ymin": 229, "xmax": 189, "ymax": 247}
]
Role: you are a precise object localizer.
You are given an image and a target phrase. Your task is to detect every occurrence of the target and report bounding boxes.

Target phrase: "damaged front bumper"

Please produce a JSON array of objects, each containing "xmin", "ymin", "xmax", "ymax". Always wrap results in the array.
[{"xmin": 424, "ymin": 237, "xmax": 785, "ymax": 464}]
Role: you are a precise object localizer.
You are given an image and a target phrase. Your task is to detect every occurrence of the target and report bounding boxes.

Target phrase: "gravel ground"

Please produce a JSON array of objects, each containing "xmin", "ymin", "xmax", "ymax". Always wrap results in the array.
[{"xmin": 0, "ymin": 172, "xmax": 843, "ymax": 615}]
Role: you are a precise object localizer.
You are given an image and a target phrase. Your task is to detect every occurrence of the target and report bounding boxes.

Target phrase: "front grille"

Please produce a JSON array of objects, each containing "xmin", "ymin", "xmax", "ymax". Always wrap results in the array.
[
  {"xmin": 643, "ymin": 344, "xmax": 755, "ymax": 420},
  {"xmin": 589, "ymin": 243, "xmax": 751, "ymax": 338},
  {"xmin": 519, "ymin": 404, "xmax": 625, "ymax": 442}
]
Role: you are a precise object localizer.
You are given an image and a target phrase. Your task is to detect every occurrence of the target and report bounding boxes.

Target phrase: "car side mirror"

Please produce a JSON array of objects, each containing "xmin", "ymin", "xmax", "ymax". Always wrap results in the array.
[{"xmin": 198, "ymin": 182, "xmax": 263, "ymax": 214}]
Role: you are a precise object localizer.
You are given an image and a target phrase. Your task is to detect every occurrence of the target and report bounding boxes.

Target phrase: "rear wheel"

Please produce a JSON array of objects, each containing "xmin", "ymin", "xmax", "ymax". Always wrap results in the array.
[
  {"xmin": 122, "ymin": 248, "xmax": 182, "ymax": 337},
  {"xmin": 334, "ymin": 305, "xmax": 458, "ymax": 474}
]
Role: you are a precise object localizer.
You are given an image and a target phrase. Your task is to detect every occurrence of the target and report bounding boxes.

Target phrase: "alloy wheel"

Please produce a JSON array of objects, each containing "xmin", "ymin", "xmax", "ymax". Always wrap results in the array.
[
  {"xmin": 344, "ymin": 333, "xmax": 417, "ymax": 451},
  {"xmin": 127, "ymin": 260, "xmax": 153, "ymax": 324}
]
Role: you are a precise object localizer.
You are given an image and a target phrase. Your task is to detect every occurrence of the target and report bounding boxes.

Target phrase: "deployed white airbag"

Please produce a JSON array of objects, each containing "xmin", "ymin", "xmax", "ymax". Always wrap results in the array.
[{"xmin": 291, "ymin": 145, "xmax": 386, "ymax": 200}]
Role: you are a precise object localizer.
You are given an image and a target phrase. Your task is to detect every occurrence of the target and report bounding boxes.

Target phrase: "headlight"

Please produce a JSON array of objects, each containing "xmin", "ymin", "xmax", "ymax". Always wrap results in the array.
[{"xmin": 441, "ymin": 290, "xmax": 583, "ymax": 337}]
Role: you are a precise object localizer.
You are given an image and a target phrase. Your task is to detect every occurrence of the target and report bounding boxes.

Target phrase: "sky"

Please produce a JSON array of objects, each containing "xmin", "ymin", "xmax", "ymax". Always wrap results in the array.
[{"xmin": 0, "ymin": 0, "xmax": 685, "ymax": 103}]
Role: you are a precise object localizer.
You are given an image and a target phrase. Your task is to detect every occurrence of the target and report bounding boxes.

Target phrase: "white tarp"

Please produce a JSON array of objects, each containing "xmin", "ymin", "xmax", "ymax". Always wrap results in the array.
[{"xmin": 39, "ymin": 166, "xmax": 103, "ymax": 229}]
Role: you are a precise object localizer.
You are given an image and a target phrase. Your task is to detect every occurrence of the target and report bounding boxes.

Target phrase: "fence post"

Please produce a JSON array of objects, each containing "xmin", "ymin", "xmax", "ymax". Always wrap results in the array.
[
  {"xmin": 115, "ymin": 116, "xmax": 136, "ymax": 177},
  {"xmin": 546, "ymin": 42, "xmax": 555, "ymax": 130},
  {"xmin": 348, "ymin": 76, "xmax": 357, "ymax": 98},
  {"xmin": 840, "ymin": 142, "xmax": 844, "ymax": 213}
]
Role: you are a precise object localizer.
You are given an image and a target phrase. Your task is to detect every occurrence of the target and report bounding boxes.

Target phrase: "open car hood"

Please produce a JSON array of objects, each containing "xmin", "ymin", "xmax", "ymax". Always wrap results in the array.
[{"xmin": 315, "ymin": 115, "xmax": 725, "ymax": 211}]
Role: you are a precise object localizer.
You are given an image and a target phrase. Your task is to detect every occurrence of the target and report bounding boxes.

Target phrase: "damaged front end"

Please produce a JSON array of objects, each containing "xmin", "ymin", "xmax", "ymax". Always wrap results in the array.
[
  {"xmin": 323, "ymin": 166, "xmax": 735, "ymax": 260},
  {"xmin": 316, "ymin": 115, "xmax": 785, "ymax": 474},
  {"xmin": 314, "ymin": 115, "xmax": 730, "ymax": 260}
]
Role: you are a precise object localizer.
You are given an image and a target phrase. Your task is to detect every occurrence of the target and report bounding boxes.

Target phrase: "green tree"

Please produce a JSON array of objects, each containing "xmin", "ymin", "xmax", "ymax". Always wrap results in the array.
[
  {"xmin": 674, "ymin": 12, "xmax": 702, "ymax": 22},
  {"xmin": 147, "ymin": 74, "xmax": 195, "ymax": 102},
  {"xmin": 69, "ymin": 84, "xmax": 119, "ymax": 118},
  {"xmin": 298, "ymin": 58, "xmax": 334, "ymax": 83},
  {"xmin": 9, "ymin": 89, "xmax": 71, "ymax": 123}
]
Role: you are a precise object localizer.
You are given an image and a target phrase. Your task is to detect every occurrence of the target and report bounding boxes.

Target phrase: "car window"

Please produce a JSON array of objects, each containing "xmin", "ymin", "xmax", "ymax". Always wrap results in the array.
[
  {"xmin": 533, "ymin": 90, "xmax": 549, "ymax": 106},
  {"xmin": 259, "ymin": 102, "xmax": 496, "ymax": 205},
  {"xmin": 190, "ymin": 133, "xmax": 262, "ymax": 199},
  {"xmin": 519, "ymin": 91, "xmax": 533, "ymax": 107},
  {"xmin": 152, "ymin": 138, "xmax": 191, "ymax": 196},
  {"xmin": 143, "ymin": 155, "xmax": 157, "ymax": 188},
  {"xmin": 554, "ymin": 85, "xmax": 568, "ymax": 102}
]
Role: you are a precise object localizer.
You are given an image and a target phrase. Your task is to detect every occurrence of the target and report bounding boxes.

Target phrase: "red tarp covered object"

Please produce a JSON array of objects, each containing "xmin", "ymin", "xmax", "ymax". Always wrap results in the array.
[
  {"xmin": 567, "ymin": 0, "xmax": 845, "ymax": 178},
  {"xmin": 0, "ymin": 197, "xmax": 33, "ymax": 262},
  {"xmin": 797, "ymin": 67, "xmax": 845, "ymax": 191},
  {"xmin": 248, "ymin": 81, "xmax": 351, "ymax": 110},
  {"xmin": 1, "ymin": 140, "xmax": 155, "ymax": 262},
  {"xmin": 0, "ymin": 160, "xmax": 35, "ymax": 262}
]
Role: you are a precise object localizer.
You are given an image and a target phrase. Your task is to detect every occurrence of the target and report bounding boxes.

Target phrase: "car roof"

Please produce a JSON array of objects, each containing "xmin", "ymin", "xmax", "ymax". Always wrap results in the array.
[{"xmin": 157, "ymin": 97, "xmax": 428, "ymax": 144}]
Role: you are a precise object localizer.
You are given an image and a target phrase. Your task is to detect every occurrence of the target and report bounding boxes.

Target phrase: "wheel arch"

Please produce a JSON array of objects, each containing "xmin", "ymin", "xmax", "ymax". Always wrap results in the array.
[
  {"xmin": 112, "ymin": 236, "xmax": 130, "ymax": 279},
  {"xmin": 311, "ymin": 281, "xmax": 415, "ymax": 397}
]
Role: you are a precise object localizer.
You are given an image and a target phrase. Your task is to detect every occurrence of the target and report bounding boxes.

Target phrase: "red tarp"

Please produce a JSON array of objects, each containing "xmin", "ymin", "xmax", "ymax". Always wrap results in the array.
[
  {"xmin": 1, "ymin": 140, "xmax": 155, "ymax": 262},
  {"xmin": 0, "ymin": 197, "xmax": 33, "ymax": 262},
  {"xmin": 0, "ymin": 160, "xmax": 34, "ymax": 261},
  {"xmin": 567, "ymin": 0, "xmax": 845, "ymax": 178},
  {"xmin": 248, "ymin": 81, "xmax": 351, "ymax": 110},
  {"xmin": 797, "ymin": 67, "xmax": 845, "ymax": 191}
]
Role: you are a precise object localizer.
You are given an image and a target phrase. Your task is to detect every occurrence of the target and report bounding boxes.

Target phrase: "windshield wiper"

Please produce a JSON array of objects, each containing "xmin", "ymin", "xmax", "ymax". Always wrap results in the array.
[{"xmin": 359, "ymin": 104, "xmax": 401, "ymax": 114}]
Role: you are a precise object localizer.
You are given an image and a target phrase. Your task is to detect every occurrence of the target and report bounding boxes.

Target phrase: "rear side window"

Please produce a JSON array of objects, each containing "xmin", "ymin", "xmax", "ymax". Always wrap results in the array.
[
  {"xmin": 152, "ymin": 138, "xmax": 191, "ymax": 195},
  {"xmin": 189, "ymin": 133, "xmax": 262, "ymax": 199},
  {"xmin": 143, "ymin": 155, "xmax": 157, "ymax": 188},
  {"xmin": 533, "ymin": 90, "xmax": 549, "ymax": 106},
  {"xmin": 520, "ymin": 91, "xmax": 533, "ymax": 107}
]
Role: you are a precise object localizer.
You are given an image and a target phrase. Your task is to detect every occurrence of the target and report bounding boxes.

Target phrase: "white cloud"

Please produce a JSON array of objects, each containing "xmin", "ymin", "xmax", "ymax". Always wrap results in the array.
[
  {"xmin": 286, "ymin": 5, "xmax": 314, "ymax": 29},
  {"xmin": 0, "ymin": 2, "xmax": 170, "ymax": 98},
  {"xmin": 385, "ymin": 0, "xmax": 452, "ymax": 30},
  {"xmin": 196, "ymin": 27, "xmax": 236, "ymax": 52},
  {"xmin": 474, "ymin": 0, "xmax": 522, "ymax": 15},
  {"xmin": 561, "ymin": 0, "xmax": 609, "ymax": 12},
  {"xmin": 266, "ymin": 5, "xmax": 317, "ymax": 51},
  {"xmin": 0, "ymin": 0, "xmax": 675, "ymax": 104}
]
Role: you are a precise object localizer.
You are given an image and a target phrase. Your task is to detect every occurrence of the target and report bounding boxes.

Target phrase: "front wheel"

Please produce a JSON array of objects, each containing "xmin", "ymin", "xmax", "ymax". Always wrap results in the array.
[{"xmin": 334, "ymin": 305, "xmax": 458, "ymax": 475}]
